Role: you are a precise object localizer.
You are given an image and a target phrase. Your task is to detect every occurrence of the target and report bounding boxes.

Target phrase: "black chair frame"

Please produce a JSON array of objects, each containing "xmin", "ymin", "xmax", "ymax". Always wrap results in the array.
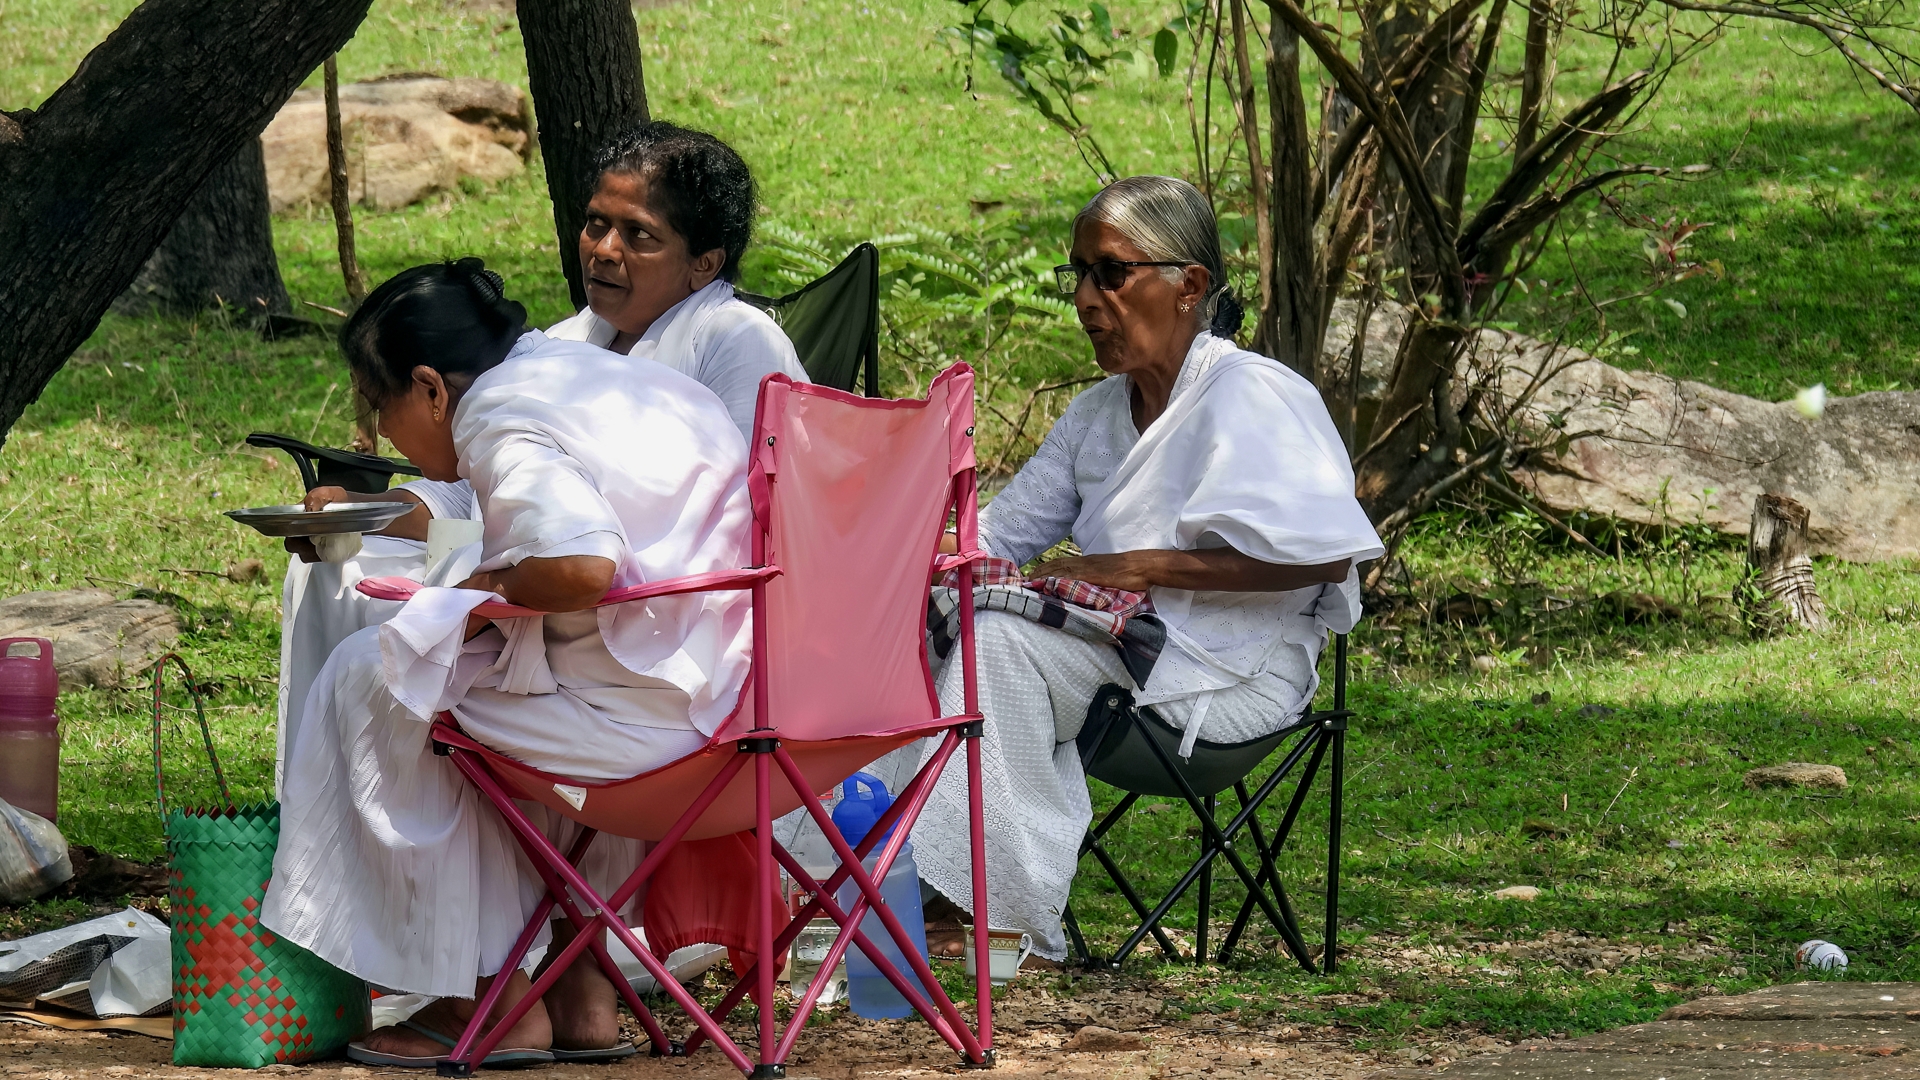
[{"xmin": 1063, "ymin": 635, "xmax": 1350, "ymax": 975}]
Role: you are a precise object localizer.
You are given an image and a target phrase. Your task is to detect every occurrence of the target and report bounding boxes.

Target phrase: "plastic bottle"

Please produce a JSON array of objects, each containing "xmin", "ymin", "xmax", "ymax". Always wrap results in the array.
[
  {"xmin": 831, "ymin": 772, "xmax": 928, "ymax": 1020},
  {"xmin": 785, "ymin": 790, "xmax": 847, "ymax": 1003},
  {"xmin": 0, "ymin": 639, "xmax": 58, "ymax": 822}
]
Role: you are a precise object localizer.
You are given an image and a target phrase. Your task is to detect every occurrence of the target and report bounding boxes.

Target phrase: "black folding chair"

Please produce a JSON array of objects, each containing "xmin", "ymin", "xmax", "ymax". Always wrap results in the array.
[
  {"xmin": 242, "ymin": 432, "xmax": 422, "ymax": 493},
  {"xmin": 1062, "ymin": 635, "xmax": 1351, "ymax": 974},
  {"xmin": 739, "ymin": 242, "xmax": 881, "ymax": 395}
]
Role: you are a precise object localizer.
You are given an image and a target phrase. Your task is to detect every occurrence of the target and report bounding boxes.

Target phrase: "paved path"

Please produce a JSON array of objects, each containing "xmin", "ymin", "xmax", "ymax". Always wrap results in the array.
[{"xmin": 1374, "ymin": 983, "xmax": 1920, "ymax": 1079}]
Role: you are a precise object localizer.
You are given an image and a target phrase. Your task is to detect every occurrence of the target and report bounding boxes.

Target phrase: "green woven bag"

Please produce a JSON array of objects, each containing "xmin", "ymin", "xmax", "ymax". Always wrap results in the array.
[{"xmin": 153, "ymin": 654, "xmax": 369, "ymax": 1066}]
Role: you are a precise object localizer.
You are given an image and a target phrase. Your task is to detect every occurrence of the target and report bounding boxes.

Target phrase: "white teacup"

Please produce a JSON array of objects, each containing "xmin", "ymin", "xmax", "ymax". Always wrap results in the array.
[{"xmin": 962, "ymin": 928, "xmax": 1034, "ymax": 986}]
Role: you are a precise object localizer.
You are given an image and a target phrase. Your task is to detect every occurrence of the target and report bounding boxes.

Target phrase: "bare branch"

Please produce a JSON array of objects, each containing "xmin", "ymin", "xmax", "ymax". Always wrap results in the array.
[
  {"xmin": 1470, "ymin": 164, "xmax": 1670, "ymax": 261},
  {"xmin": 1372, "ymin": 440, "xmax": 1508, "ymax": 535},
  {"xmin": 1260, "ymin": 0, "xmax": 1469, "ymax": 314},
  {"xmin": 1457, "ymin": 68, "xmax": 1655, "ymax": 261}
]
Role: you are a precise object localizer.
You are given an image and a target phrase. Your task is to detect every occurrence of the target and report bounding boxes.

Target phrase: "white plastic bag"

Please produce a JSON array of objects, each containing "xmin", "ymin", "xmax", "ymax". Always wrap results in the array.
[
  {"xmin": 0, "ymin": 906, "xmax": 170, "ymax": 1018},
  {"xmin": 0, "ymin": 797, "xmax": 71, "ymax": 903}
]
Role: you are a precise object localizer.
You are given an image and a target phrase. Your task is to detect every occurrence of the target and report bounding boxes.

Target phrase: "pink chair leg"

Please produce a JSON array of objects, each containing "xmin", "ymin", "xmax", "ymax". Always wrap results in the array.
[
  {"xmin": 752, "ymin": 746, "xmax": 780, "ymax": 1078},
  {"xmin": 774, "ymin": 742, "xmax": 984, "ymax": 1062},
  {"xmin": 448, "ymin": 747, "xmax": 757, "ymax": 1074},
  {"xmin": 967, "ymin": 730, "xmax": 994, "ymax": 1058},
  {"xmin": 683, "ymin": 736, "xmax": 956, "ymax": 1053}
]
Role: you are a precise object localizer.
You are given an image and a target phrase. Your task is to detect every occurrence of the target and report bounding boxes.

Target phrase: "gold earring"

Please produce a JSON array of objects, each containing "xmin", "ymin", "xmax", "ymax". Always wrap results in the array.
[{"xmin": 1180, "ymin": 302, "xmax": 1193, "ymax": 313}]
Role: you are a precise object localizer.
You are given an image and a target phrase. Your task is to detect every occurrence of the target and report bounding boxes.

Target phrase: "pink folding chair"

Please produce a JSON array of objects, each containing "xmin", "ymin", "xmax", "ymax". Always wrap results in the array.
[{"xmin": 357, "ymin": 364, "xmax": 993, "ymax": 1077}]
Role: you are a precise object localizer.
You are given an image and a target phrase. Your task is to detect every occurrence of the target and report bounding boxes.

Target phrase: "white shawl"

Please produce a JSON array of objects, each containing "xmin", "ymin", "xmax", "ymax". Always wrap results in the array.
[
  {"xmin": 378, "ymin": 331, "xmax": 754, "ymax": 738},
  {"xmin": 1072, "ymin": 334, "xmax": 1384, "ymax": 751},
  {"xmin": 545, "ymin": 279, "xmax": 807, "ymax": 441}
]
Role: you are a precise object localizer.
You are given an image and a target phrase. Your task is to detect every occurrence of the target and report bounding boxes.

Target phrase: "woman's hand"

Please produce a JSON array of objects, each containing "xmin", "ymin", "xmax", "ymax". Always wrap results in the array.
[
  {"xmin": 1030, "ymin": 548, "xmax": 1352, "ymax": 593},
  {"xmin": 283, "ymin": 487, "xmax": 430, "ymax": 561}
]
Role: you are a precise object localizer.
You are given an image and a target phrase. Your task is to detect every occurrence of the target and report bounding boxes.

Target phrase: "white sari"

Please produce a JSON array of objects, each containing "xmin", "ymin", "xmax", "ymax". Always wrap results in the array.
[{"xmin": 262, "ymin": 331, "xmax": 751, "ymax": 996}]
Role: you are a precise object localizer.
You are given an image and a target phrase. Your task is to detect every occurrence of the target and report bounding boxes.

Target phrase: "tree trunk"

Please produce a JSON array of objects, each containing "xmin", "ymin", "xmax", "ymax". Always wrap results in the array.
[
  {"xmin": 518, "ymin": 0, "xmax": 649, "ymax": 311},
  {"xmin": 1227, "ymin": 1, "xmax": 1272, "ymax": 353},
  {"xmin": 1742, "ymin": 493, "xmax": 1826, "ymax": 632},
  {"xmin": 1515, "ymin": 0, "xmax": 1556, "ymax": 156},
  {"xmin": 1263, "ymin": 14, "xmax": 1321, "ymax": 381},
  {"xmin": 1352, "ymin": 319, "xmax": 1470, "ymax": 518},
  {"xmin": 0, "ymin": 0, "xmax": 372, "ymax": 448},
  {"xmin": 110, "ymin": 137, "xmax": 291, "ymax": 320}
]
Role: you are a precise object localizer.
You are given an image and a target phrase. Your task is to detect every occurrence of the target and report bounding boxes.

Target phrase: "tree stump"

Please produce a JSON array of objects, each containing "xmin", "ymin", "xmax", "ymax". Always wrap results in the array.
[{"xmin": 1741, "ymin": 493, "xmax": 1826, "ymax": 632}]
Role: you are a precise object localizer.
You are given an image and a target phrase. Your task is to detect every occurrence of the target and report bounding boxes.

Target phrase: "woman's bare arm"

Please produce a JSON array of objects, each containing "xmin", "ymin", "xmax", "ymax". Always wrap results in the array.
[
  {"xmin": 458, "ymin": 555, "xmax": 618, "ymax": 613},
  {"xmin": 1028, "ymin": 547, "xmax": 1349, "ymax": 593}
]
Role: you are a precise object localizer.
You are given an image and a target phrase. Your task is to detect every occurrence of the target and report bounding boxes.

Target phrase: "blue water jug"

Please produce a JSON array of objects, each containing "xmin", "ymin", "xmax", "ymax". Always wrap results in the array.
[{"xmin": 830, "ymin": 772, "xmax": 929, "ymax": 1019}]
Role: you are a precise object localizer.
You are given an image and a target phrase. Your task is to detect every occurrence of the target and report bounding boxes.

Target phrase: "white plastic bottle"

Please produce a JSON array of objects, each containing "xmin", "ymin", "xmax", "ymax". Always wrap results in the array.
[{"xmin": 830, "ymin": 772, "xmax": 929, "ymax": 1019}]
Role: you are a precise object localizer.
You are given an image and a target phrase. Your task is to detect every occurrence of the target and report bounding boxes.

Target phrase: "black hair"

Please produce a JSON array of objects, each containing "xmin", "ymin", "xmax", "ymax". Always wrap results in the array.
[
  {"xmin": 1210, "ymin": 290, "xmax": 1245, "ymax": 337},
  {"xmin": 338, "ymin": 258, "xmax": 528, "ymax": 408},
  {"xmin": 583, "ymin": 120, "xmax": 757, "ymax": 282}
]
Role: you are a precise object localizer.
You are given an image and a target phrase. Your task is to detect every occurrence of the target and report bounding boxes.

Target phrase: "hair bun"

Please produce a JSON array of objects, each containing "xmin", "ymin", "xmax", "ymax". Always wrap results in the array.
[
  {"xmin": 1210, "ymin": 288, "xmax": 1245, "ymax": 338},
  {"xmin": 471, "ymin": 270, "xmax": 506, "ymax": 305}
]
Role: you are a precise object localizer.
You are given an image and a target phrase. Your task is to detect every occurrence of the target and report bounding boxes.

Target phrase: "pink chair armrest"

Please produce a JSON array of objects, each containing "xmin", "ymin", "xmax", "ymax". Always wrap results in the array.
[
  {"xmin": 931, "ymin": 551, "xmax": 989, "ymax": 574},
  {"xmin": 354, "ymin": 565, "xmax": 782, "ymax": 619}
]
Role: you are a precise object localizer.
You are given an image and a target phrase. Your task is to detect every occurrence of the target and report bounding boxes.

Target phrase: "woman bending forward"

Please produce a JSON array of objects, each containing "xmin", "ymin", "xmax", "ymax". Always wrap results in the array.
[{"xmin": 262, "ymin": 260, "xmax": 751, "ymax": 1063}]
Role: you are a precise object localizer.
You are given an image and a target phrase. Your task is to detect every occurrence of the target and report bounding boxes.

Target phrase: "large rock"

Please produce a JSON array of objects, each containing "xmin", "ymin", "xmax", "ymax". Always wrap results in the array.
[
  {"xmin": 262, "ymin": 76, "xmax": 532, "ymax": 213},
  {"xmin": 1323, "ymin": 304, "xmax": 1920, "ymax": 562},
  {"xmin": 0, "ymin": 590, "xmax": 181, "ymax": 691}
]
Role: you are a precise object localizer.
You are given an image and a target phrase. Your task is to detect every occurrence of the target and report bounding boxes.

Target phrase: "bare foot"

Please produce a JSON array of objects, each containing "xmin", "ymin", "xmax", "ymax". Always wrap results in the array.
[
  {"xmin": 923, "ymin": 893, "xmax": 969, "ymax": 959},
  {"xmin": 1021, "ymin": 953, "xmax": 1063, "ymax": 972},
  {"xmin": 359, "ymin": 970, "xmax": 552, "ymax": 1058},
  {"xmin": 538, "ymin": 922, "xmax": 623, "ymax": 1052},
  {"xmin": 925, "ymin": 926, "xmax": 968, "ymax": 958}
]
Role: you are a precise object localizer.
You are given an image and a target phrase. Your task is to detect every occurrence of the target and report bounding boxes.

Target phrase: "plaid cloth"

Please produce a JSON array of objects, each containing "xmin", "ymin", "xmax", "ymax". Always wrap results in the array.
[
  {"xmin": 936, "ymin": 555, "xmax": 1154, "ymax": 616},
  {"xmin": 928, "ymin": 557, "xmax": 1164, "ymax": 686}
]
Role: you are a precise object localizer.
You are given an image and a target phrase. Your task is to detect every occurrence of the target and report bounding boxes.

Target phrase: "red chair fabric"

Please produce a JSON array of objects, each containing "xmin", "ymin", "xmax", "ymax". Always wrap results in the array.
[{"xmin": 356, "ymin": 364, "xmax": 994, "ymax": 1076}]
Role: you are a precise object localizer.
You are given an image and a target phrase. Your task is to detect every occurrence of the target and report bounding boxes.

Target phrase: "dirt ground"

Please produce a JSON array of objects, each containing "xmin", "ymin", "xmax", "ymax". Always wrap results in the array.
[{"xmin": 0, "ymin": 975, "xmax": 1511, "ymax": 1079}]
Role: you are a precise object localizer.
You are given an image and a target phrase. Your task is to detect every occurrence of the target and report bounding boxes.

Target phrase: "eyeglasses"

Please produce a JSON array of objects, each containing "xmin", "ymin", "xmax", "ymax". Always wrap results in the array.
[{"xmin": 1053, "ymin": 259, "xmax": 1193, "ymax": 295}]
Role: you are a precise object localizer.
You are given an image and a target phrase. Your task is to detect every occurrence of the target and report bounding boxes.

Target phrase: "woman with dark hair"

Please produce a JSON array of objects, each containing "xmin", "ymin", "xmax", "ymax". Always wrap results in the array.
[
  {"xmin": 902, "ymin": 176, "xmax": 1384, "ymax": 965},
  {"xmin": 277, "ymin": 121, "xmax": 803, "ymax": 801},
  {"xmin": 262, "ymin": 259, "xmax": 753, "ymax": 1067}
]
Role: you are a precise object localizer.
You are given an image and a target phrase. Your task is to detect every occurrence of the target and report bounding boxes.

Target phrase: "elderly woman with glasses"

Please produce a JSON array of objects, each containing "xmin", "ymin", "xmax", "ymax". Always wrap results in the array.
[{"xmin": 906, "ymin": 175, "xmax": 1384, "ymax": 965}]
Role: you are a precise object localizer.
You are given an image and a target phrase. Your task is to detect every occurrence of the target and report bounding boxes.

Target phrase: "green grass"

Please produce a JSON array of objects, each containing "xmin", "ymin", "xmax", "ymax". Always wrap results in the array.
[
  {"xmin": 1070, "ymin": 539, "xmax": 1920, "ymax": 1036},
  {"xmin": 1, "ymin": 0, "xmax": 1917, "ymax": 1043},
  {"xmin": 1492, "ymin": 20, "xmax": 1920, "ymax": 400}
]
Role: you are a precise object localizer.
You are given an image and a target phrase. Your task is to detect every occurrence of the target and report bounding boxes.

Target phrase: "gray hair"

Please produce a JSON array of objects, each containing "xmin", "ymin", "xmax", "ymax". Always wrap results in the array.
[{"xmin": 1072, "ymin": 175, "xmax": 1244, "ymax": 338}]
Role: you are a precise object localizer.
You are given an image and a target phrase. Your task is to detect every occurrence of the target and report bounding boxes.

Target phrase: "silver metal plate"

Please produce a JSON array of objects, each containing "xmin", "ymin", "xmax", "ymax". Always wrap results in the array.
[{"xmin": 223, "ymin": 502, "xmax": 415, "ymax": 538}]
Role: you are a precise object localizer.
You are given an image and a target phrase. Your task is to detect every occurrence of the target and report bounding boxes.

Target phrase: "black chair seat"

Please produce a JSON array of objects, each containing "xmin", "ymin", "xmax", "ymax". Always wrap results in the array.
[{"xmin": 1078, "ymin": 690, "xmax": 1311, "ymax": 799}]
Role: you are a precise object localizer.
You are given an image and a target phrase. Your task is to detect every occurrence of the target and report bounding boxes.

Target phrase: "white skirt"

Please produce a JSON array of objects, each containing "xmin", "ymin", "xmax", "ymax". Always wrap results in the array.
[
  {"xmin": 897, "ymin": 610, "xmax": 1309, "ymax": 960},
  {"xmin": 262, "ymin": 623, "xmax": 704, "ymax": 997},
  {"xmin": 276, "ymin": 537, "xmax": 424, "ymax": 794}
]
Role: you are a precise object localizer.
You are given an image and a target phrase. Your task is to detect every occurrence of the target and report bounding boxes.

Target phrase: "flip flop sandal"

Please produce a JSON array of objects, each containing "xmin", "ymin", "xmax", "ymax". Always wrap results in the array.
[
  {"xmin": 345, "ymin": 1019, "xmax": 556, "ymax": 1069},
  {"xmin": 551, "ymin": 1039, "xmax": 641, "ymax": 1063}
]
